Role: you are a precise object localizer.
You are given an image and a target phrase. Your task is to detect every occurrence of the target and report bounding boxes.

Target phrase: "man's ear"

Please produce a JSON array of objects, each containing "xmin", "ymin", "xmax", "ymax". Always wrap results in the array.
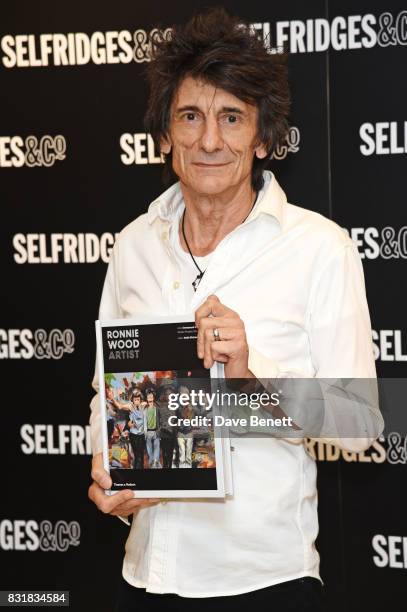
[
  {"xmin": 254, "ymin": 142, "xmax": 268, "ymax": 159},
  {"xmin": 160, "ymin": 135, "xmax": 172, "ymax": 155}
]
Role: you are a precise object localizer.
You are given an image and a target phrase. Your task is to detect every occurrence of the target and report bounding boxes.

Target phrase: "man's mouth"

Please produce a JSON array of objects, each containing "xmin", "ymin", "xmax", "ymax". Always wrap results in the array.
[{"xmin": 192, "ymin": 162, "xmax": 231, "ymax": 167}]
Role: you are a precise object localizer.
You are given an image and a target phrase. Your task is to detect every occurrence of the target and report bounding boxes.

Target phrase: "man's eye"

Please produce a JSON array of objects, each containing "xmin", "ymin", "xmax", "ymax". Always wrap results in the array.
[
  {"xmin": 226, "ymin": 115, "xmax": 238, "ymax": 123},
  {"xmin": 185, "ymin": 113, "xmax": 196, "ymax": 121}
]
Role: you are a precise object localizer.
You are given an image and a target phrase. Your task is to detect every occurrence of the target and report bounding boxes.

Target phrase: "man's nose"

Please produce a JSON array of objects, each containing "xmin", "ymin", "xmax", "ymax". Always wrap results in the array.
[{"xmin": 200, "ymin": 116, "xmax": 224, "ymax": 152}]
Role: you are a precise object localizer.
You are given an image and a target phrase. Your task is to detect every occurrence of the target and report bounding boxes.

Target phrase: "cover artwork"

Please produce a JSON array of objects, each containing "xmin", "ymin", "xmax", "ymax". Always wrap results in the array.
[{"xmin": 96, "ymin": 317, "xmax": 227, "ymax": 498}]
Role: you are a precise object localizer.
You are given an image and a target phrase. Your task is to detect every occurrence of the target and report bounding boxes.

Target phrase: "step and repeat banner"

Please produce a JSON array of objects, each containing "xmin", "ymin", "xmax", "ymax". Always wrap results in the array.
[{"xmin": 1, "ymin": 1, "xmax": 406, "ymax": 610}]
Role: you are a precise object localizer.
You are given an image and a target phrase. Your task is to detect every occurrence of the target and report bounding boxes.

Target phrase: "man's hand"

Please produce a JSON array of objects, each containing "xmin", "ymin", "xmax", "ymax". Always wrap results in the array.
[
  {"xmin": 195, "ymin": 294, "xmax": 255, "ymax": 379},
  {"xmin": 88, "ymin": 453, "xmax": 160, "ymax": 517}
]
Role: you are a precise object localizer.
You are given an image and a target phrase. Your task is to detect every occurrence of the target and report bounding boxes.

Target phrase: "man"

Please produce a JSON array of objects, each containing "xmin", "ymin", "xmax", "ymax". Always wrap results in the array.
[
  {"xmin": 157, "ymin": 384, "xmax": 178, "ymax": 469},
  {"xmin": 105, "ymin": 385, "xmax": 117, "ymax": 443},
  {"xmin": 176, "ymin": 387, "xmax": 194, "ymax": 469},
  {"xmin": 106, "ymin": 384, "xmax": 135, "ymax": 449},
  {"xmin": 88, "ymin": 8, "xmax": 383, "ymax": 611},
  {"xmin": 127, "ymin": 391, "xmax": 147, "ymax": 469},
  {"xmin": 144, "ymin": 389, "xmax": 161, "ymax": 468}
]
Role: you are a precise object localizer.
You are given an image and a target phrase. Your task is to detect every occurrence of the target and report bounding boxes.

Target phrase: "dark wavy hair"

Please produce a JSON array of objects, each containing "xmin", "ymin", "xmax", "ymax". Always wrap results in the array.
[
  {"xmin": 144, "ymin": 7, "xmax": 290, "ymax": 192},
  {"xmin": 145, "ymin": 388, "xmax": 156, "ymax": 399}
]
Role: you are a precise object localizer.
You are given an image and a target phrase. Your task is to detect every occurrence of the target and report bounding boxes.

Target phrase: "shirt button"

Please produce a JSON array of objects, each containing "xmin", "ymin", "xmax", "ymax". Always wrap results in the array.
[
  {"xmin": 173, "ymin": 281, "xmax": 180, "ymax": 290},
  {"xmin": 161, "ymin": 231, "xmax": 168, "ymax": 241}
]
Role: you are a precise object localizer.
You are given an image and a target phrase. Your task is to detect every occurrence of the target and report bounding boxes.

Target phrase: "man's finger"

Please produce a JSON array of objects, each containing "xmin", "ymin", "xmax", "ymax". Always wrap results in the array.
[
  {"xmin": 91, "ymin": 453, "xmax": 112, "ymax": 489},
  {"xmin": 195, "ymin": 294, "xmax": 225, "ymax": 327},
  {"xmin": 89, "ymin": 483, "xmax": 134, "ymax": 514},
  {"xmin": 210, "ymin": 339, "xmax": 240, "ymax": 361},
  {"xmin": 197, "ymin": 316, "xmax": 235, "ymax": 359},
  {"xmin": 91, "ymin": 467, "xmax": 112, "ymax": 490},
  {"xmin": 111, "ymin": 499, "xmax": 161, "ymax": 515},
  {"xmin": 88, "ymin": 482, "xmax": 130, "ymax": 509},
  {"xmin": 210, "ymin": 328, "xmax": 239, "ymax": 342},
  {"xmin": 206, "ymin": 295, "xmax": 229, "ymax": 317},
  {"xmin": 203, "ymin": 327, "xmax": 215, "ymax": 368}
]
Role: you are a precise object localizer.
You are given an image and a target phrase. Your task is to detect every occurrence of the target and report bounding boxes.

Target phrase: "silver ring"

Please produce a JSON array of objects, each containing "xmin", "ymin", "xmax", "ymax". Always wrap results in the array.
[{"xmin": 213, "ymin": 328, "xmax": 220, "ymax": 341}]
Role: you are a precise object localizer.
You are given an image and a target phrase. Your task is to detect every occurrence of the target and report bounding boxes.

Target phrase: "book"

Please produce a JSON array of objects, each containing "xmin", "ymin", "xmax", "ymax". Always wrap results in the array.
[{"xmin": 95, "ymin": 315, "xmax": 233, "ymax": 498}]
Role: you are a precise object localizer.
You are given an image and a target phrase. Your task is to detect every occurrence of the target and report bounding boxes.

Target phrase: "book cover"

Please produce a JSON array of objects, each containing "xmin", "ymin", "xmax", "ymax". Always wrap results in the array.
[{"xmin": 96, "ymin": 315, "xmax": 231, "ymax": 498}]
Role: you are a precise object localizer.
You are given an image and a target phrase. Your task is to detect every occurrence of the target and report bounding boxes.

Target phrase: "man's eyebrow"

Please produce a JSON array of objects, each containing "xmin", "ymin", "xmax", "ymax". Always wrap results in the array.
[
  {"xmin": 174, "ymin": 105, "xmax": 201, "ymax": 114},
  {"xmin": 220, "ymin": 106, "xmax": 245, "ymax": 114},
  {"xmin": 174, "ymin": 105, "xmax": 246, "ymax": 115}
]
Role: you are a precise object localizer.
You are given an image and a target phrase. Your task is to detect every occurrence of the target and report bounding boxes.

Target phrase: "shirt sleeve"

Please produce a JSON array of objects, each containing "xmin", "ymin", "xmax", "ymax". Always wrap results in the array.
[
  {"xmin": 89, "ymin": 243, "xmax": 122, "ymax": 457},
  {"xmin": 306, "ymin": 241, "xmax": 376, "ymax": 378},
  {"xmin": 248, "ymin": 242, "xmax": 384, "ymax": 451}
]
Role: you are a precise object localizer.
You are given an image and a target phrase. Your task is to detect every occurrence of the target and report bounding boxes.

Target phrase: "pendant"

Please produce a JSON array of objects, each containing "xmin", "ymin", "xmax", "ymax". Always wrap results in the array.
[{"xmin": 192, "ymin": 272, "xmax": 204, "ymax": 292}]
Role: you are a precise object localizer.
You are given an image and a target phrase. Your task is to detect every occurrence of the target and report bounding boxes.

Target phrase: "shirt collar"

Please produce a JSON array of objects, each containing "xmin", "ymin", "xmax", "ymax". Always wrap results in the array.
[
  {"xmin": 147, "ymin": 170, "xmax": 286, "ymax": 227},
  {"xmin": 251, "ymin": 170, "xmax": 285, "ymax": 226}
]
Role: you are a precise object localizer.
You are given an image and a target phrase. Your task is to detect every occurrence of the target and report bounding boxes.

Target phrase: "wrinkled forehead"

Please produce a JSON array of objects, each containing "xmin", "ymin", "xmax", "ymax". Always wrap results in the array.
[{"xmin": 171, "ymin": 75, "xmax": 257, "ymax": 116}]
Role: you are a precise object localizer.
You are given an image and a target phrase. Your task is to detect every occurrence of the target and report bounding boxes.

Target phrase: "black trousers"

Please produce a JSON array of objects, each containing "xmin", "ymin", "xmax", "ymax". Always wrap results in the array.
[
  {"xmin": 128, "ymin": 433, "xmax": 145, "ymax": 469},
  {"xmin": 160, "ymin": 434, "xmax": 176, "ymax": 468},
  {"xmin": 115, "ymin": 575, "xmax": 323, "ymax": 612}
]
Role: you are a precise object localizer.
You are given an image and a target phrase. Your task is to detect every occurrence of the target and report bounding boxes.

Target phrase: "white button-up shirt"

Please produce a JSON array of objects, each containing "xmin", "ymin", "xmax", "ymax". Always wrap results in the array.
[{"xmin": 89, "ymin": 171, "xmax": 383, "ymax": 597}]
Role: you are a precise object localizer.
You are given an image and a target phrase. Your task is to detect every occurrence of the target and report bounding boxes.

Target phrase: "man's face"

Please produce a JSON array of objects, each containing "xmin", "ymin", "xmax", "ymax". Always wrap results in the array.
[
  {"xmin": 160, "ymin": 389, "xmax": 170, "ymax": 403},
  {"xmin": 132, "ymin": 396, "xmax": 141, "ymax": 408},
  {"xmin": 147, "ymin": 393, "xmax": 154, "ymax": 404},
  {"xmin": 162, "ymin": 76, "xmax": 267, "ymax": 196}
]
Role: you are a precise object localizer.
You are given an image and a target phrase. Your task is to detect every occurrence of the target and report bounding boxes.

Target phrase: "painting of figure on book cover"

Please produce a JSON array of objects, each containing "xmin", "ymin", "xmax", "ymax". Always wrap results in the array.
[{"xmin": 105, "ymin": 370, "xmax": 215, "ymax": 471}]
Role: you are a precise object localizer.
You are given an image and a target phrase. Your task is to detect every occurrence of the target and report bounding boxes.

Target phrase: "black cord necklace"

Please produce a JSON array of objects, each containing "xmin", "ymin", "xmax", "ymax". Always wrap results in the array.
[{"xmin": 181, "ymin": 191, "xmax": 258, "ymax": 292}]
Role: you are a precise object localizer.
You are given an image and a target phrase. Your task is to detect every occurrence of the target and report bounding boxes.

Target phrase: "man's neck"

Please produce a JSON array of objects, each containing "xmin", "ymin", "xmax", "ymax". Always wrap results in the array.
[{"xmin": 179, "ymin": 179, "xmax": 256, "ymax": 257}]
